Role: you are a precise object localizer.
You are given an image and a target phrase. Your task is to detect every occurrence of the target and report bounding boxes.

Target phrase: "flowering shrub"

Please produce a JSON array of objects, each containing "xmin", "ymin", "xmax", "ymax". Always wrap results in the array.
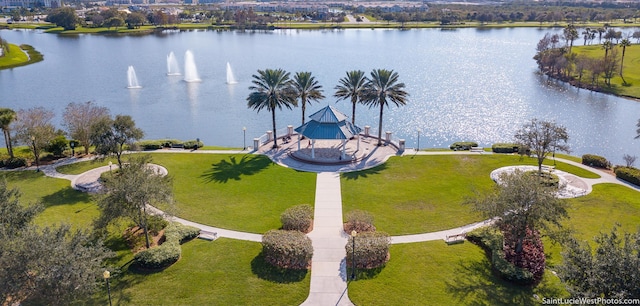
[
  {"xmin": 344, "ymin": 210, "xmax": 376, "ymax": 233},
  {"xmin": 345, "ymin": 231, "xmax": 391, "ymax": 269}
]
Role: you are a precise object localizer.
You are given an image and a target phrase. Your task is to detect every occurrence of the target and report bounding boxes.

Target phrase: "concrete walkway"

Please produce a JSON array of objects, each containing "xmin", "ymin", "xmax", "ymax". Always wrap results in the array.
[{"xmin": 301, "ymin": 172, "xmax": 353, "ymax": 306}]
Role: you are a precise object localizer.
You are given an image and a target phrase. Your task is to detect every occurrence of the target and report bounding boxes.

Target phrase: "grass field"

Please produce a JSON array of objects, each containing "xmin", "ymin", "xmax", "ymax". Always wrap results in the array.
[
  {"xmin": 341, "ymin": 154, "xmax": 600, "ymax": 235},
  {"xmin": 572, "ymin": 43, "xmax": 640, "ymax": 99}
]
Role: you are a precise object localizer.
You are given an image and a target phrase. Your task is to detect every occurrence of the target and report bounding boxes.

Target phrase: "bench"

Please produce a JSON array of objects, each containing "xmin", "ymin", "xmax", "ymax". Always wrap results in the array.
[
  {"xmin": 170, "ymin": 143, "xmax": 185, "ymax": 149},
  {"xmin": 198, "ymin": 230, "xmax": 218, "ymax": 241},
  {"xmin": 445, "ymin": 233, "xmax": 466, "ymax": 244},
  {"xmin": 470, "ymin": 147, "xmax": 484, "ymax": 153}
]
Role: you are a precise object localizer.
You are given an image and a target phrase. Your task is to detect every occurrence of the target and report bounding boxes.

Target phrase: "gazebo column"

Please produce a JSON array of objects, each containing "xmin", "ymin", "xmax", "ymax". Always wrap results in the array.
[
  {"xmin": 341, "ymin": 139, "xmax": 346, "ymax": 160},
  {"xmin": 357, "ymin": 134, "xmax": 360, "ymax": 151},
  {"xmin": 311, "ymin": 140, "xmax": 316, "ymax": 159},
  {"xmin": 297, "ymin": 134, "xmax": 301, "ymax": 150}
]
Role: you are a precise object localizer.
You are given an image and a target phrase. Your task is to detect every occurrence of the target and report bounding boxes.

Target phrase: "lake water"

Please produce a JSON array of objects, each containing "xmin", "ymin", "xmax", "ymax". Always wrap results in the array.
[{"xmin": 1, "ymin": 27, "xmax": 639, "ymax": 164}]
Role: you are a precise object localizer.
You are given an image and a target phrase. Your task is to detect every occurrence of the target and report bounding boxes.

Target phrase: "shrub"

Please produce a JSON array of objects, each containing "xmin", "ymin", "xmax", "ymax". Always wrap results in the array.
[
  {"xmin": 501, "ymin": 225, "xmax": 545, "ymax": 285},
  {"xmin": 183, "ymin": 139, "xmax": 203, "ymax": 150},
  {"xmin": 0, "ymin": 157, "xmax": 26, "ymax": 169},
  {"xmin": 466, "ymin": 227, "xmax": 537, "ymax": 285},
  {"xmin": 449, "ymin": 141, "xmax": 478, "ymax": 151},
  {"xmin": 136, "ymin": 140, "xmax": 163, "ymax": 150},
  {"xmin": 160, "ymin": 139, "xmax": 183, "ymax": 148},
  {"xmin": 524, "ymin": 170, "xmax": 559, "ymax": 187},
  {"xmin": 344, "ymin": 210, "xmax": 376, "ymax": 233},
  {"xmin": 262, "ymin": 230, "xmax": 313, "ymax": 270},
  {"xmin": 281, "ymin": 204, "xmax": 313, "ymax": 233},
  {"xmin": 132, "ymin": 222, "xmax": 199, "ymax": 270},
  {"xmin": 582, "ymin": 154, "xmax": 611, "ymax": 169},
  {"xmin": 615, "ymin": 166, "xmax": 640, "ymax": 186},
  {"xmin": 147, "ymin": 215, "xmax": 169, "ymax": 236},
  {"xmin": 346, "ymin": 231, "xmax": 391, "ymax": 269},
  {"xmin": 45, "ymin": 135, "xmax": 68, "ymax": 156},
  {"xmin": 492, "ymin": 143, "xmax": 524, "ymax": 153}
]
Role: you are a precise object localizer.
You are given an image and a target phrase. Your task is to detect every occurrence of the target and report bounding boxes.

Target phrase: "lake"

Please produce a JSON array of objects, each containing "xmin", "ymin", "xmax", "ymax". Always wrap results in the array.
[{"xmin": 1, "ymin": 27, "xmax": 639, "ymax": 164}]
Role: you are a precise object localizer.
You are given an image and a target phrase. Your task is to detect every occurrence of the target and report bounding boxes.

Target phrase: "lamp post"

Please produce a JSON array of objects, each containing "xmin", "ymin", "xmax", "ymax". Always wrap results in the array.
[
  {"xmin": 417, "ymin": 130, "xmax": 420, "ymax": 152},
  {"xmin": 70, "ymin": 141, "xmax": 75, "ymax": 156},
  {"xmin": 30, "ymin": 135, "xmax": 39, "ymax": 172},
  {"xmin": 351, "ymin": 230, "xmax": 357, "ymax": 281},
  {"xmin": 243, "ymin": 127, "xmax": 246, "ymax": 150},
  {"xmin": 196, "ymin": 138, "xmax": 200, "ymax": 150},
  {"xmin": 108, "ymin": 161, "xmax": 113, "ymax": 175},
  {"xmin": 103, "ymin": 270, "xmax": 112, "ymax": 306}
]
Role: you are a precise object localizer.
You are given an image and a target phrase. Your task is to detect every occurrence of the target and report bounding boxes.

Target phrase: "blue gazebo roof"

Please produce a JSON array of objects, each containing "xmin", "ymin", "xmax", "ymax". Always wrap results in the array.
[{"xmin": 294, "ymin": 105, "xmax": 362, "ymax": 140}]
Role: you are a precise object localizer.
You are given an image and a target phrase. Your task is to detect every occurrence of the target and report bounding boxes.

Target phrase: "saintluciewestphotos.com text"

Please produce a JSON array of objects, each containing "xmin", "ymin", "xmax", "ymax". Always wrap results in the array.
[{"xmin": 542, "ymin": 297, "xmax": 640, "ymax": 305}]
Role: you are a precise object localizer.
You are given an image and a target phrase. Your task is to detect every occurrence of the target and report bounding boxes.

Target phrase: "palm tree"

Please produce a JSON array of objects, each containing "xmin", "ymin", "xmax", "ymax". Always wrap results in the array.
[
  {"xmin": 334, "ymin": 70, "xmax": 367, "ymax": 125},
  {"xmin": 247, "ymin": 69, "xmax": 297, "ymax": 149},
  {"xmin": 619, "ymin": 38, "xmax": 632, "ymax": 81},
  {"xmin": 0, "ymin": 108, "xmax": 16, "ymax": 158},
  {"xmin": 361, "ymin": 69, "xmax": 409, "ymax": 146},
  {"xmin": 602, "ymin": 40, "xmax": 613, "ymax": 60},
  {"xmin": 292, "ymin": 71, "xmax": 325, "ymax": 125}
]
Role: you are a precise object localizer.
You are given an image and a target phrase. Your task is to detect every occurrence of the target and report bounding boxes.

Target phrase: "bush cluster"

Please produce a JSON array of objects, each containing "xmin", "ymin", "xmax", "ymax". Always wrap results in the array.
[
  {"xmin": 466, "ymin": 227, "xmax": 539, "ymax": 285},
  {"xmin": 501, "ymin": 225, "xmax": 545, "ymax": 285},
  {"xmin": 0, "ymin": 157, "xmax": 26, "ymax": 169},
  {"xmin": 147, "ymin": 215, "xmax": 169, "ymax": 236},
  {"xmin": 135, "ymin": 139, "xmax": 203, "ymax": 150},
  {"xmin": 344, "ymin": 210, "xmax": 376, "ymax": 233},
  {"xmin": 492, "ymin": 143, "xmax": 524, "ymax": 153},
  {"xmin": 261, "ymin": 230, "xmax": 313, "ymax": 270},
  {"xmin": 524, "ymin": 170, "xmax": 559, "ymax": 187},
  {"xmin": 133, "ymin": 222, "xmax": 199, "ymax": 270},
  {"xmin": 136, "ymin": 140, "xmax": 163, "ymax": 150},
  {"xmin": 281, "ymin": 204, "xmax": 313, "ymax": 233},
  {"xmin": 346, "ymin": 231, "xmax": 391, "ymax": 269},
  {"xmin": 183, "ymin": 140, "xmax": 202, "ymax": 150},
  {"xmin": 582, "ymin": 154, "xmax": 611, "ymax": 169},
  {"xmin": 614, "ymin": 166, "xmax": 640, "ymax": 186},
  {"xmin": 449, "ymin": 141, "xmax": 478, "ymax": 151}
]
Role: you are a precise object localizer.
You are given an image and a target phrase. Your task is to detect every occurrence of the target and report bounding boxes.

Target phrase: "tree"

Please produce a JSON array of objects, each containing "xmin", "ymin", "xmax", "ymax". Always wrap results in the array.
[
  {"xmin": 13, "ymin": 107, "xmax": 56, "ymax": 170},
  {"xmin": 0, "ymin": 108, "xmax": 16, "ymax": 158},
  {"xmin": 45, "ymin": 7, "xmax": 78, "ymax": 30},
  {"xmin": 292, "ymin": 71, "xmax": 324, "ymax": 125},
  {"xmin": 126, "ymin": 12, "xmax": 147, "ymax": 28},
  {"xmin": 618, "ymin": 38, "xmax": 632, "ymax": 82},
  {"xmin": 360, "ymin": 69, "xmax": 409, "ymax": 146},
  {"xmin": 334, "ymin": 70, "xmax": 367, "ymax": 125},
  {"xmin": 95, "ymin": 155, "xmax": 173, "ymax": 249},
  {"xmin": 470, "ymin": 169, "xmax": 568, "ymax": 255},
  {"xmin": 104, "ymin": 16, "xmax": 125, "ymax": 30},
  {"xmin": 514, "ymin": 118, "xmax": 570, "ymax": 174},
  {"xmin": 562, "ymin": 24, "xmax": 578, "ymax": 52},
  {"xmin": 0, "ymin": 182, "xmax": 111, "ymax": 305},
  {"xmin": 557, "ymin": 226, "xmax": 640, "ymax": 299},
  {"xmin": 89, "ymin": 115, "xmax": 144, "ymax": 167},
  {"xmin": 62, "ymin": 101, "xmax": 110, "ymax": 155},
  {"xmin": 246, "ymin": 68, "xmax": 297, "ymax": 149}
]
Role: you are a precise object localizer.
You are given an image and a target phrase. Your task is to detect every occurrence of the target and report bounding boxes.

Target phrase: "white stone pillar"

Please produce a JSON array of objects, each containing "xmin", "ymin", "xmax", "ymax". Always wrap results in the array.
[
  {"xmin": 287, "ymin": 125, "xmax": 293, "ymax": 136},
  {"xmin": 253, "ymin": 138, "xmax": 260, "ymax": 149},
  {"xmin": 399, "ymin": 139, "xmax": 405, "ymax": 151},
  {"xmin": 385, "ymin": 131, "xmax": 392, "ymax": 142},
  {"xmin": 311, "ymin": 140, "xmax": 316, "ymax": 159},
  {"xmin": 341, "ymin": 139, "xmax": 346, "ymax": 160},
  {"xmin": 364, "ymin": 126, "xmax": 370, "ymax": 137},
  {"xmin": 267, "ymin": 131, "xmax": 273, "ymax": 142}
]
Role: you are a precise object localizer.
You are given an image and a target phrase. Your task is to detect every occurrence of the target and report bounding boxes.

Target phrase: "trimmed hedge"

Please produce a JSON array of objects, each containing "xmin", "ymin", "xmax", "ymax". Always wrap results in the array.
[
  {"xmin": 344, "ymin": 210, "xmax": 376, "ymax": 233},
  {"xmin": 281, "ymin": 204, "xmax": 313, "ymax": 233},
  {"xmin": 0, "ymin": 157, "xmax": 26, "ymax": 169},
  {"xmin": 183, "ymin": 140, "xmax": 203, "ymax": 150},
  {"xmin": 582, "ymin": 154, "xmax": 611, "ymax": 169},
  {"xmin": 136, "ymin": 140, "xmax": 163, "ymax": 150},
  {"xmin": 614, "ymin": 166, "xmax": 640, "ymax": 186},
  {"xmin": 346, "ymin": 231, "xmax": 391, "ymax": 269},
  {"xmin": 449, "ymin": 141, "xmax": 478, "ymax": 151},
  {"xmin": 492, "ymin": 143, "xmax": 523, "ymax": 154},
  {"xmin": 262, "ymin": 230, "xmax": 313, "ymax": 270},
  {"xmin": 133, "ymin": 222, "xmax": 200, "ymax": 270},
  {"xmin": 466, "ymin": 227, "xmax": 536, "ymax": 285}
]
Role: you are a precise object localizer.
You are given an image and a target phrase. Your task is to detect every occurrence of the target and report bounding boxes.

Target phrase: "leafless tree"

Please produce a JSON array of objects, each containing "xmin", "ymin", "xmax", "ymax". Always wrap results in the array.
[{"xmin": 62, "ymin": 101, "xmax": 110, "ymax": 155}]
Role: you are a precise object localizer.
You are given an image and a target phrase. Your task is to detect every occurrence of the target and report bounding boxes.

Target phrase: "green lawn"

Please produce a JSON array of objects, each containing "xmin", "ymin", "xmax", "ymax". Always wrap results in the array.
[
  {"xmin": 0, "ymin": 43, "xmax": 28, "ymax": 68},
  {"xmin": 133, "ymin": 153, "xmax": 316, "ymax": 233},
  {"xmin": 341, "ymin": 154, "xmax": 599, "ymax": 235},
  {"xmin": 348, "ymin": 241, "xmax": 568, "ymax": 305},
  {"xmin": 0, "ymin": 170, "xmax": 97, "ymax": 229},
  {"xmin": 89, "ymin": 238, "xmax": 310, "ymax": 305},
  {"xmin": 573, "ymin": 43, "xmax": 640, "ymax": 99}
]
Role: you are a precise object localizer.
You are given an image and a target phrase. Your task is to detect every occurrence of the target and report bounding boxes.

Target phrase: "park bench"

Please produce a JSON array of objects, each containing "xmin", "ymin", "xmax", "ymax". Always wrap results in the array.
[
  {"xmin": 198, "ymin": 230, "xmax": 218, "ymax": 241},
  {"xmin": 445, "ymin": 233, "xmax": 466, "ymax": 244},
  {"xmin": 470, "ymin": 147, "xmax": 484, "ymax": 153},
  {"xmin": 170, "ymin": 143, "xmax": 185, "ymax": 149}
]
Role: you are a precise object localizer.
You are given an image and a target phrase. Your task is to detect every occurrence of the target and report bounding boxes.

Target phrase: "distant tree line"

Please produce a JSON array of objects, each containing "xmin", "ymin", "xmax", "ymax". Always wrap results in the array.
[{"xmin": 534, "ymin": 25, "xmax": 637, "ymax": 91}]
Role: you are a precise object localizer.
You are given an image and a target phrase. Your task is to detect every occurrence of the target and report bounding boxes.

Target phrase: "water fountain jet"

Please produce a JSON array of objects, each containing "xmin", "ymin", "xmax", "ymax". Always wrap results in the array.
[
  {"xmin": 226, "ymin": 62, "xmax": 237, "ymax": 84},
  {"xmin": 127, "ymin": 66, "xmax": 142, "ymax": 89},
  {"xmin": 167, "ymin": 51, "xmax": 181, "ymax": 76},
  {"xmin": 183, "ymin": 50, "xmax": 201, "ymax": 83}
]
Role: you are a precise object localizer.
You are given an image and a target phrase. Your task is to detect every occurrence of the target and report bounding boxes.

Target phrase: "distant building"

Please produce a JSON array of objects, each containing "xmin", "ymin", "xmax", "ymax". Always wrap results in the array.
[{"xmin": 0, "ymin": 0, "xmax": 60, "ymax": 8}]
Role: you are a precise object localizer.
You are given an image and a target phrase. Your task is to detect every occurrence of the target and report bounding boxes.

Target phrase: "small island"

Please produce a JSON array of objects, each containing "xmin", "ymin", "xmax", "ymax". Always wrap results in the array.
[{"xmin": 0, "ymin": 36, "xmax": 43, "ymax": 69}]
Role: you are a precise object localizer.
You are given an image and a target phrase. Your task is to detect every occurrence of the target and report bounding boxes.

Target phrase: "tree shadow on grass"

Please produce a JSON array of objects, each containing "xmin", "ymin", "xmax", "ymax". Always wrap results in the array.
[
  {"xmin": 41, "ymin": 186, "xmax": 91, "ymax": 208},
  {"xmin": 341, "ymin": 163, "xmax": 387, "ymax": 180},
  {"xmin": 445, "ymin": 256, "xmax": 565, "ymax": 306},
  {"xmin": 200, "ymin": 155, "xmax": 271, "ymax": 183},
  {"xmin": 250, "ymin": 251, "xmax": 308, "ymax": 283}
]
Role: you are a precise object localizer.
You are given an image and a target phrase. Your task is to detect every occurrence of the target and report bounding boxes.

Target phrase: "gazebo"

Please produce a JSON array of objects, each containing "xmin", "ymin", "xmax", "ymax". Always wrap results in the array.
[{"xmin": 294, "ymin": 105, "xmax": 362, "ymax": 161}]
